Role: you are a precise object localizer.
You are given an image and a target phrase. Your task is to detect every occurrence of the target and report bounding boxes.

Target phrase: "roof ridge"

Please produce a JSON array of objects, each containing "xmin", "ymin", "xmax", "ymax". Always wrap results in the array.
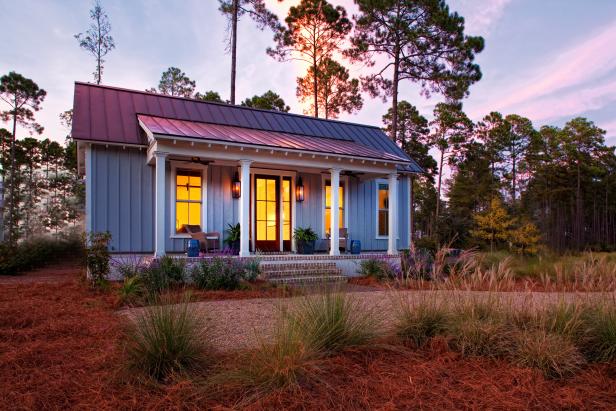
[{"xmin": 74, "ymin": 81, "xmax": 384, "ymax": 131}]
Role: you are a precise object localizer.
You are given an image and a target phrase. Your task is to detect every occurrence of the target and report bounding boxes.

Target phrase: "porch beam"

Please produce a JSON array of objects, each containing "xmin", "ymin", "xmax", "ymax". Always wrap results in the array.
[
  {"xmin": 239, "ymin": 159, "xmax": 252, "ymax": 257},
  {"xmin": 154, "ymin": 151, "xmax": 168, "ymax": 257},
  {"xmin": 388, "ymin": 172, "xmax": 398, "ymax": 255},
  {"xmin": 330, "ymin": 168, "xmax": 341, "ymax": 256}
]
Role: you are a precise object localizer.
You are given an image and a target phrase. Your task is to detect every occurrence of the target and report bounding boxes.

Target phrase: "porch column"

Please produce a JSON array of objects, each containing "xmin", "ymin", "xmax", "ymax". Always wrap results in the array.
[
  {"xmin": 330, "ymin": 167, "xmax": 341, "ymax": 256},
  {"xmin": 239, "ymin": 159, "xmax": 252, "ymax": 257},
  {"xmin": 154, "ymin": 151, "xmax": 168, "ymax": 257},
  {"xmin": 388, "ymin": 172, "xmax": 398, "ymax": 255}
]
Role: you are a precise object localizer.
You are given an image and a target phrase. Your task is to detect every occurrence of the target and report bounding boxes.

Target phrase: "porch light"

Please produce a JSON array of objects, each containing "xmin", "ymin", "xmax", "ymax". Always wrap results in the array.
[
  {"xmin": 296, "ymin": 176, "xmax": 305, "ymax": 202},
  {"xmin": 231, "ymin": 172, "xmax": 241, "ymax": 198}
]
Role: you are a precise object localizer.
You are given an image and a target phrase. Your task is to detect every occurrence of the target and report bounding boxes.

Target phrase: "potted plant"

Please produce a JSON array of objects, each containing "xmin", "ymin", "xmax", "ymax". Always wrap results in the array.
[
  {"xmin": 293, "ymin": 226, "xmax": 318, "ymax": 255},
  {"xmin": 224, "ymin": 223, "xmax": 241, "ymax": 255}
]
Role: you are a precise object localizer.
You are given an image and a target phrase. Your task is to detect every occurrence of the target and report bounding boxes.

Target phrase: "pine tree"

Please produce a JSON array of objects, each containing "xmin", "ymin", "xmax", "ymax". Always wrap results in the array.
[{"xmin": 509, "ymin": 220, "xmax": 541, "ymax": 255}]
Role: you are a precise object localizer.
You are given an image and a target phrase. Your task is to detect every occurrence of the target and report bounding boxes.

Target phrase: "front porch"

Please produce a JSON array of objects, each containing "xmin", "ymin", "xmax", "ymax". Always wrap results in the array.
[{"xmin": 142, "ymin": 127, "xmax": 412, "ymax": 259}]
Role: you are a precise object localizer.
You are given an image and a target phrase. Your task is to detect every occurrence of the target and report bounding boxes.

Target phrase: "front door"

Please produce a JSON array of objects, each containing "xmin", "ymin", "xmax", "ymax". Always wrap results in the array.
[{"xmin": 254, "ymin": 176, "xmax": 280, "ymax": 252}]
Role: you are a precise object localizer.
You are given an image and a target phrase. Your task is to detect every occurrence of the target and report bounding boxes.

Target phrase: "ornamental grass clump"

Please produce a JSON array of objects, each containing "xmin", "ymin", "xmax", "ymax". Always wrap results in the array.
[
  {"xmin": 580, "ymin": 300, "xmax": 616, "ymax": 362},
  {"xmin": 393, "ymin": 292, "xmax": 450, "ymax": 347},
  {"xmin": 512, "ymin": 329, "xmax": 585, "ymax": 379},
  {"xmin": 124, "ymin": 295, "xmax": 211, "ymax": 381},
  {"xmin": 286, "ymin": 289, "xmax": 380, "ymax": 354}
]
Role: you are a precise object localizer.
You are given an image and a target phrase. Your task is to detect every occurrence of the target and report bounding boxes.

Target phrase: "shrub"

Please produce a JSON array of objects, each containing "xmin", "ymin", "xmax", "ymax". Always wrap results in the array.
[
  {"xmin": 0, "ymin": 231, "xmax": 83, "ymax": 276},
  {"xmin": 139, "ymin": 265, "xmax": 171, "ymax": 296},
  {"xmin": 359, "ymin": 258, "xmax": 397, "ymax": 280},
  {"xmin": 86, "ymin": 232, "xmax": 112, "ymax": 287},
  {"xmin": 124, "ymin": 295, "xmax": 211, "ymax": 380},
  {"xmin": 157, "ymin": 256, "xmax": 186, "ymax": 284},
  {"xmin": 286, "ymin": 289, "xmax": 379, "ymax": 354},
  {"xmin": 242, "ymin": 258, "xmax": 261, "ymax": 282},
  {"xmin": 191, "ymin": 257, "xmax": 242, "ymax": 290},
  {"xmin": 581, "ymin": 301, "xmax": 616, "ymax": 362},
  {"xmin": 393, "ymin": 294, "xmax": 450, "ymax": 347},
  {"xmin": 512, "ymin": 329, "xmax": 585, "ymax": 378}
]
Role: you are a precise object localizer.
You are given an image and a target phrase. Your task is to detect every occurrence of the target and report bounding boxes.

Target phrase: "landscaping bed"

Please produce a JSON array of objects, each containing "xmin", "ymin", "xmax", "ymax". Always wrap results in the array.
[{"xmin": 1, "ymin": 263, "xmax": 615, "ymax": 410}]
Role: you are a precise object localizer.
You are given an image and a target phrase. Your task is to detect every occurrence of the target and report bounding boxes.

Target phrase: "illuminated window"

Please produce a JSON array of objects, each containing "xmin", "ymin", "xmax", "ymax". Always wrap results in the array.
[
  {"xmin": 377, "ymin": 182, "xmax": 389, "ymax": 237},
  {"xmin": 324, "ymin": 180, "xmax": 344, "ymax": 236},
  {"xmin": 282, "ymin": 178, "xmax": 291, "ymax": 241},
  {"xmin": 256, "ymin": 177, "xmax": 278, "ymax": 241},
  {"xmin": 175, "ymin": 170, "xmax": 202, "ymax": 233}
]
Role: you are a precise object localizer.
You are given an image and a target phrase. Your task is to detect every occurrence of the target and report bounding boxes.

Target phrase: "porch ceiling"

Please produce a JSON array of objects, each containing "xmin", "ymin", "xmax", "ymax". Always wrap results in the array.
[{"xmin": 138, "ymin": 114, "xmax": 413, "ymax": 165}]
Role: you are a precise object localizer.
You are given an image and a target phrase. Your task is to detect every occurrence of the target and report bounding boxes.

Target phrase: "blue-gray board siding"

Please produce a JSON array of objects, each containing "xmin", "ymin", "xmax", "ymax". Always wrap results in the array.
[{"xmin": 90, "ymin": 146, "xmax": 410, "ymax": 253}]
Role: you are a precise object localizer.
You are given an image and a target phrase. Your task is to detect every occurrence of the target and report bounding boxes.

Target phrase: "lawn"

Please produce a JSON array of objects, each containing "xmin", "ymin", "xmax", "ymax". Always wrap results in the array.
[{"xmin": 1, "ymin": 263, "xmax": 616, "ymax": 410}]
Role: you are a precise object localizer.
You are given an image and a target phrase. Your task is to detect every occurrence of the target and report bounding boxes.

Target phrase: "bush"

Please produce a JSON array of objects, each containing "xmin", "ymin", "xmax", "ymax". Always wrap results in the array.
[
  {"xmin": 0, "ymin": 230, "xmax": 84, "ymax": 276},
  {"xmin": 157, "ymin": 256, "xmax": 186, "ymax": 284},
  {"xmin": 242, "ymin": 258, "xmax": 261, "ymax": 282},
  {"xmin": 139, "ymin": 265, "xmax": 171, "ymax": 296},
  {"xmin": 393, "ymin": 294, "xmax": 450, "ymax": 347},
  {"xmin": 191, "ymin": 257, "xmax": 243, "ymax": 290},
  {"xmin": 124, "ymin": 295, "xmax": 211, "ymax": 380},
  {"xmin": 86, "ymin": 232, "xmax": 112, "ymax": 287},
  {"xmin": 359, "ymin": 258, "xmax": 397, "ymax": 280},
  {"xmin": 286, "ymin": 289, "xmax": 379, "ymax": 354},
  {"xmin": 512, "ymin": 329, "xmax": 585, "ymax": 378}
]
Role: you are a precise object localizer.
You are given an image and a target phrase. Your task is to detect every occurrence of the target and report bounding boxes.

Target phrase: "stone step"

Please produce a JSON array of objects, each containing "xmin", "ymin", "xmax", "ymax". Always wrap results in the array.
[
  {"xmin": 261, "ymin": 262, "xmax": 338, "ymax": 272},
  {"xmin": 268, "ymin": 275, "xmax": 348, "ymax": 285},
  {"xmin": 265, "ymin": 268, "xmax": 343, "ymax": 279}
]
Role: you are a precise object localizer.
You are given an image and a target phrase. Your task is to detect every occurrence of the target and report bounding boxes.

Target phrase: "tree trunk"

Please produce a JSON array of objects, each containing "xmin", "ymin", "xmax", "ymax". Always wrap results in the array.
[
  {"xmin": 435, "ymin": 149, "xmax": 444, "ymax": 224},
  {"xmin": 230, "ymin": 0, "xmax": 238, "ymax": 105},
  {"xmin": 8, "ymin": 106, "xmax": 17, "ymax": 245},
  {"xmin": 390, "ymin": 42, "xmax": 400, "ymax": 142}
]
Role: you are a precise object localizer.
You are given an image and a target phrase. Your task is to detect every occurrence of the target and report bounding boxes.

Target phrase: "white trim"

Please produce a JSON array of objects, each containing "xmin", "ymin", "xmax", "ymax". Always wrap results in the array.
[
  {"xmin": 329, "ymin": 168, "xmax": 341, "ymax": 256},
  {"xmin": 321, "ymin": 174, "xmax": 350, "ymax": 238},
  {"xmin": 85, "ymin": 144, "xmax": 93, "ymax": 235},
  {"xmin": 387, "ymin": 173, "xmax": 398, "ymax": 255},
  {"xmin": 154, "ymin": 151, "xmax": 168, "ymax": 257},
  {"xmin": 239, "ymin": 160, "xmax": 252, "ymax": 257},
  {"xmin": 168, "ymin": 160, "xmax": 208, "ymax": 239}
]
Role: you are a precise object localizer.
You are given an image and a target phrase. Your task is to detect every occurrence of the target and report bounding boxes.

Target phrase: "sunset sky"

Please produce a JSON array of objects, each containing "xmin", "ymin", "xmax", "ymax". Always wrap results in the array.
[{"xmin": 1, "ymin": 0, "xmax": 615, "ymax": 145}]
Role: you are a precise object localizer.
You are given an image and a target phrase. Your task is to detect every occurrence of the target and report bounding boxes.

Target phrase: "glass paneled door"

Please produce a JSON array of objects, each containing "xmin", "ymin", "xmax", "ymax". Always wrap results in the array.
[{"xmin": 255, "ymin": 176, "xmax": 280, "ymax": 251}]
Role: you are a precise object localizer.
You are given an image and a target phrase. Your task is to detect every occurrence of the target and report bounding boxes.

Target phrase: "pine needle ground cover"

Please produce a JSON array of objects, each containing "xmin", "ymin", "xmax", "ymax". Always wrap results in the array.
[{"xmin": 1, "ymin": 264, "xmax": 616, "ymax": 410}]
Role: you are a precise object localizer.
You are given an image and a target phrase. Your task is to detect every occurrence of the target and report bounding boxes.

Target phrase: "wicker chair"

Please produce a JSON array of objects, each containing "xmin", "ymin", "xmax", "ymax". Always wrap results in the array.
[{"xmin": 183, "ymin": 225, "xmax": 221, "ymax": 253}]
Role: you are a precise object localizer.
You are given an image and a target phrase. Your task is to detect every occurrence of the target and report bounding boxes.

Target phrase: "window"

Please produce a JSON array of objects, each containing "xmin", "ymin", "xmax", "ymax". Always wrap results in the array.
[
  {"xmin": 324, "ymin": 180, "xmax": 345, "ymax": 236},
  {"xmin": 282, "ymin": 178, "xmax": 291, "ymax": 241},
  {"xmin": 175, "ymin": 170, "xmax": 202, "ymax": 233},
  {"xmin": 377, "ymin": 182, "xmax": 389, "ymax": 237},
  {"xmin": 255, "ymin": 177, "xmax": 278, "ymax": 241}
]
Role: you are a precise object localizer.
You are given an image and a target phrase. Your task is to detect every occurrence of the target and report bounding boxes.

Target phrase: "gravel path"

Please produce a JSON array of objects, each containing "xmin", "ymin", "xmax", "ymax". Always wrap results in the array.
[{"xmin": 123, "ymin": 289, "xmax": 615, "ymax": 352}]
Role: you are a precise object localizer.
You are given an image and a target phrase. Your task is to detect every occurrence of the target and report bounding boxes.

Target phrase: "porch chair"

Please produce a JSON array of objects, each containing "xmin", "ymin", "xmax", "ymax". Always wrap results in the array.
[
  {"xmin": 320, "ymin": 227, "xmax": 350, "ymax": 253},
  {"xmin": 183, "ymin": 225, "xmax": 221, "ymax": 253}
]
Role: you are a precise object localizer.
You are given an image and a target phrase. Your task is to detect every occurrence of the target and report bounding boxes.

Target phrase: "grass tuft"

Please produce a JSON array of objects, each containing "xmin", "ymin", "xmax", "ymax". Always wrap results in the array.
[
  {"xmin": 581, "ymin": 300, "xmax": 616, "ymax": 362},
  {"xmin": 512, "ymin": 329, "xmax": 585, "ymax": 378},
  {"xmin": 124, "ymin": 295, "xmax": 211, "ymax": 380},
  {"xmin": 393, "ymin": 293, "xmax": 450, "ymax": 347}
]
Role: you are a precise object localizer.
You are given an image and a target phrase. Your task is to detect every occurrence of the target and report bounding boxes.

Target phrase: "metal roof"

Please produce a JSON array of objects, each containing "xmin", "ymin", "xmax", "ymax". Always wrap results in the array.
[
  {"xmin": 138, "ymin": 114, "xmax": 410, "ymax": 163},
  {"xmin": 72, "ymin": 82, "xmax": 423, "ymax": 172}
]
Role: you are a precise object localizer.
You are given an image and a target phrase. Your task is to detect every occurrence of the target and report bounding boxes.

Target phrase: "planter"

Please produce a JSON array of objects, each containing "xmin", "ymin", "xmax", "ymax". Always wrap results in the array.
[
  {"xmin": 229, "ymin": 240, "xmax": 240, "ymax": 255},
  {"xmin": 297, "ymin": 240, "xmax": 315, "ymax": 255}
]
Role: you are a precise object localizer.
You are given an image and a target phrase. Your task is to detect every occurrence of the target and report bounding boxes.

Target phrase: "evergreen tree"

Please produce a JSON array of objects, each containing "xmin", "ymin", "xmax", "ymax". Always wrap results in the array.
[
  {"xmin": 148, "ymin": 67, "xmax": 196, "ymax": 97},
  {"xmin": 241, "ymin": 90, "xmax": 289, "ymax": 111},
  {"xmin": 195, "ymin": 91, "xmax": 224, "ymax": 103},
  {"xmin": 268, "ymin": 0, "xmax": 352, "ymax": 118},
  {"xmin": 296, "ymin": 58, "xmax": 362, "ymax": 119},
  {"xmin": 75, "ymin": 0, "xmax": 115, "ymax": 84},
  {"xmin": 509, "ymin": 220, "xmax": 541, "ymax": 255},
  {"xmin": 349, "ymin": 0, "xmax": 483, "ymax": 141}
]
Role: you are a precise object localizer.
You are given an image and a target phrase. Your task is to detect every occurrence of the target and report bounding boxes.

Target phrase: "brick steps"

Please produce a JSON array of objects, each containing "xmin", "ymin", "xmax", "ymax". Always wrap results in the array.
[{"xmin": 261, "ymin": 261, "xmax": 347, "ymax": 285}]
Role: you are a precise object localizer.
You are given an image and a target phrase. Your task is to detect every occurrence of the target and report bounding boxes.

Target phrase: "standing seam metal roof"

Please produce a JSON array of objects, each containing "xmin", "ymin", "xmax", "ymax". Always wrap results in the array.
[{"xmin": 72, "ymin": 82, "xmax": 422, "ymax": 172}]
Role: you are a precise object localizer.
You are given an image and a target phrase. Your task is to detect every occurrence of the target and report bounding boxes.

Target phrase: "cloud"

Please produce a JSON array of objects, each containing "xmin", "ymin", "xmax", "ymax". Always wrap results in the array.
[
  {"xmin": 451, "ymin": 0, "xmax": 513, "ymax": 34},
  {"xmin": 470, "ymin": 20, "xmax": 616, "ymax": 118}
]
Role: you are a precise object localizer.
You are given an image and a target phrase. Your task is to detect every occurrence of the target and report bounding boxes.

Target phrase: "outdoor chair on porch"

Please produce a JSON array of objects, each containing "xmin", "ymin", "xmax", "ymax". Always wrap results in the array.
[
  {"xmin": 317, "ymin": 228, "xmax": 350, "ymax": 253},
  {"xmin": 183, "ymin": 225, "xmax": 221, "ymax": 253}
]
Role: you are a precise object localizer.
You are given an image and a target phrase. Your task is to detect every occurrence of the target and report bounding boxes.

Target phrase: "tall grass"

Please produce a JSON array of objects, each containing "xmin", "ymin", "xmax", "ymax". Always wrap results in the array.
[
  {"xmin": 392, "ymin": 292, "xmax": 450, "ymax": 347},
  {"xmin": 124, "ymin": 295, "xmax": 211, "ymax": 380},
  {"xmin": 581, "ymin": 300, "xmax": 616, "ymax": 362}
]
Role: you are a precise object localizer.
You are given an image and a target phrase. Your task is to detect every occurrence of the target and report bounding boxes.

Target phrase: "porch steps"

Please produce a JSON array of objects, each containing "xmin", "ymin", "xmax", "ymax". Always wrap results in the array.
[{"xmin": 261, "ymin": 261, "xmax": 347, "ymax": 285}]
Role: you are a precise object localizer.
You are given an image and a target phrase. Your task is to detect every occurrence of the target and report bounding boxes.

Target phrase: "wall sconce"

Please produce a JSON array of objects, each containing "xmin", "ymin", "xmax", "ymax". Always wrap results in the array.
[
  {"xmin": 231, "ymin": 172, "xmax": 241, "ymax": 199},
  {"xmin": 295, "ymin": 176, "xmax": 304, "ymax": 202}
]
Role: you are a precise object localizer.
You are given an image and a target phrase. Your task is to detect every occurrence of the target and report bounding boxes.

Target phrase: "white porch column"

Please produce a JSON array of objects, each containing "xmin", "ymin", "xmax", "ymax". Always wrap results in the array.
[
  {"xmin": 388, "ymin": 172, "xmax": 398, "ymax": 255},
  {"xmin": 239, "ymin": 159, "xmax": 252, "ymax": 257},
  {"xmin": 154, "ymin": 151, "xmax": 168, "ymax": 257},
  {"xmin": 330, "ymin": 168, "xmax": 341, "ymax": 256}
]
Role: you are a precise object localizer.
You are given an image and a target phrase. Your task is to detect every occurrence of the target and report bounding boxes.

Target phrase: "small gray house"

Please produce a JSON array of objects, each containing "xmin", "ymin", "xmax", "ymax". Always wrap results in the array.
[{"xmin": 71, "ymin": 82, "xmax": 421, "ymax": 259}]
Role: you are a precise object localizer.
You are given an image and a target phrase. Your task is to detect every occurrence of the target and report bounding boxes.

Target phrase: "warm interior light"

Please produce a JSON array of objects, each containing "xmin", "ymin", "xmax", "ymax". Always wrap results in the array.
[
  {"xmin": 232, "ymin": 172, "xmax": 241, "ymax": 199},
  {"xmin": 296, "ymin": 176, "xmax": 304, "ymax": 202}
]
